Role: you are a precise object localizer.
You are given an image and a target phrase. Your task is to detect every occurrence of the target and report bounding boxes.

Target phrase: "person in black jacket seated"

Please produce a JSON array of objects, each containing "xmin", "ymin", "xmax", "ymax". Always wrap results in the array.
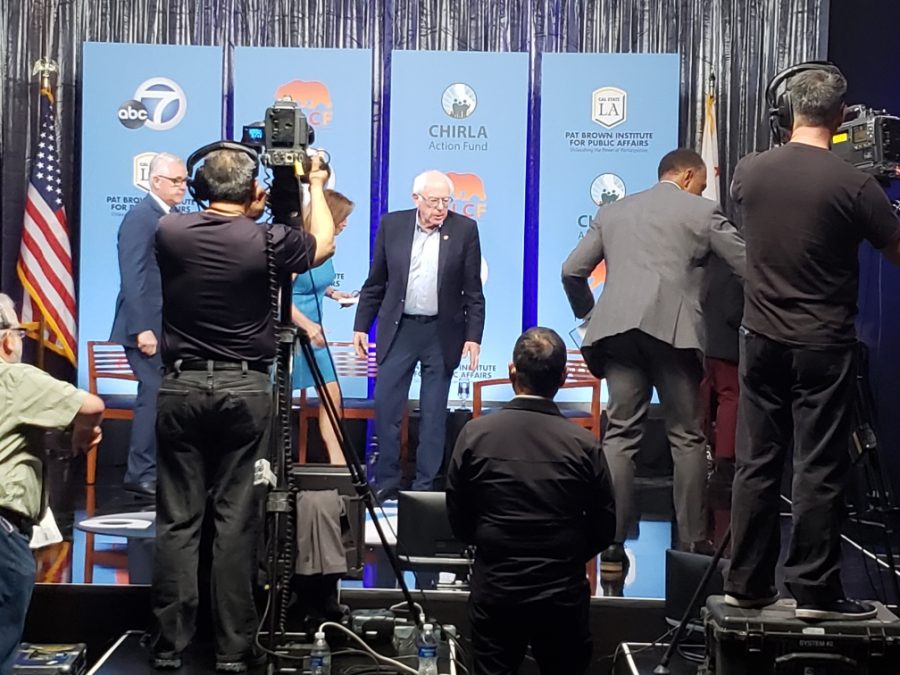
[{"xmin": 447, "ymin": 327, "xmax": 615, "ymax": 675}]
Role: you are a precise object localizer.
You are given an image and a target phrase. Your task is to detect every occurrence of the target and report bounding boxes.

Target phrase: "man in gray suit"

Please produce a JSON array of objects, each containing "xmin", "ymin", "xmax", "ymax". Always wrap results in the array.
[{"xmin": 561, "ymin": 148, "xmax": 745, "ymax": 572}]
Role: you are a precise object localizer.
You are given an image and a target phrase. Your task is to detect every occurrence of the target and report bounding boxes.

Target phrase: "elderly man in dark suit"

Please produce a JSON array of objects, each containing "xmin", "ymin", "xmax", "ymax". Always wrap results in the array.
[
  {"xmin": 110, "ymin": 152, "xmax": 186, "ymax": 496},
  {"xmin": 353, "ymin": 170, "xmax": 485, "ymax": 499},
  {"xmin": 562, "ymin": 148, "xmax": 745, "ymax": 571},
  {"xmin": 447, "ymin": 327, "xmax": 615, "ymax": 675}
]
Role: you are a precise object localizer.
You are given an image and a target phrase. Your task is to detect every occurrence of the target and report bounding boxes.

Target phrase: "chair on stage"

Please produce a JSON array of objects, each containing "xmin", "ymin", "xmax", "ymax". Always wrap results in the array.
[
  {"xmin": 297, "ymin": 341, "xmax": 409, "ymax": 464},
  {"xmin": 86, "ymin": 341, "xmax": 138, "ymax": 485},
  {"xmin": 471, "ymin": 348, "xmax": 603, "ymax": 439}
]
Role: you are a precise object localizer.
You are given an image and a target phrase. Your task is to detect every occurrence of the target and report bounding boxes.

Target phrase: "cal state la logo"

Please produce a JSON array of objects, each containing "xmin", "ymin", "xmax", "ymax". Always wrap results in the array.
[
  {"xmin": 133, "ymin": 152, "xmax": 155, "ymax": 192},
  {"xmin": 442, "ymin": 83, "xmax": 478, "ymax": 119},
  {"xmin": 592, "ymin": 86, "xmax": 626, "ymax": 129}
]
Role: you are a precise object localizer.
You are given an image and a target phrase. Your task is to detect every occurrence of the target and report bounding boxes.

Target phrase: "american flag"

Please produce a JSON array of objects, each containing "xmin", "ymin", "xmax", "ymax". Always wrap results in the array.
[{"xmin": 16, "ymin": 86, "xmax": 77, "ymax": 365}]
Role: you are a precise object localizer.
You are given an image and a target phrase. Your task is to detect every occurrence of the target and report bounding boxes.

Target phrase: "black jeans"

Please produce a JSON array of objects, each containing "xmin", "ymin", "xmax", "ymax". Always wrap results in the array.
[
  {"xmin": 152, "ymin": 368, "xmax": 272, "ymax": 661},
  {"xmin": 468, "ymin": 585, "xmax": 592, "ymax": 675},
  {"xmin": 726, "ymin": 330, "xmax": 856, "ymax": 605}
]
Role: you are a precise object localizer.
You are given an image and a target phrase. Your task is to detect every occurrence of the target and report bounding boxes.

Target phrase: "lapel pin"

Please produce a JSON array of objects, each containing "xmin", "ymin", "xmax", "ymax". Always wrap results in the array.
[{"xmin": 443, "ymin": 234, "xmax": 449, "ymax": 240}]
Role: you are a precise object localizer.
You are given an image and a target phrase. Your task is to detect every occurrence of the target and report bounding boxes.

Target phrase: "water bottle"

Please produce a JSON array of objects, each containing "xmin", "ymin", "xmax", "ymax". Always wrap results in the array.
[
  {"xmin": 457, "ymin": 370, "xmax": 471, "ymax": 410},
  {"xmin": 309, "ymin": 631, "xmax": 331, "ymax": 675},
  {"xmin": 417, "ymin": 623, "xmax": 438, "ymax": 675}
]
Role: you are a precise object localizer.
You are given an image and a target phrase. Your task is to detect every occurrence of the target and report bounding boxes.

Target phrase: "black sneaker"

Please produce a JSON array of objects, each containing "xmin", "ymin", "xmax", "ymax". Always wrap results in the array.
[
  {"xmin": 724, "ymin": 592, "xmax": 779, "ymax": 609},
  {"xmin": 599, "ymin": 543, "xmax": 628, "ymax": 573},
  {"xmin": 795, "ymin": 599, "xmax": 878, "ymax": 621}
]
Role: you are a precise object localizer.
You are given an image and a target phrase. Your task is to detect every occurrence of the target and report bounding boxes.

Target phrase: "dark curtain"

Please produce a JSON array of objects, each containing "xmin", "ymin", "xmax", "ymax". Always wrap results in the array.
[{"xmin": 0, "ymin": 0, "xmax": 829, "ymax": 334}]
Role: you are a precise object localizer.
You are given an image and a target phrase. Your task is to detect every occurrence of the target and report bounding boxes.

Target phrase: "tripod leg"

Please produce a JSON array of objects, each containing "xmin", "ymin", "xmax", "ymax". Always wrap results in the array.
[{"xmin": 653, "ymin": 526, "xmax": 732, "ymax": 675}]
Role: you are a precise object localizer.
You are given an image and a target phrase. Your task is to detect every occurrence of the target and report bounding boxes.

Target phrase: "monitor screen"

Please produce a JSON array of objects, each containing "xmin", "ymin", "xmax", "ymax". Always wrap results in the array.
[{"xmin": 397, "ymin": 491, "xmax": 467, "ymax": 559}]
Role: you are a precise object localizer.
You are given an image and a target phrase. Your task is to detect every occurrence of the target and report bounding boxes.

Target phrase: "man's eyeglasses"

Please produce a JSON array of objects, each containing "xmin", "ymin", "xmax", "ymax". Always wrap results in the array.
[
  {"xmin": 417, "ymin": 194, "xmax": 451, "ymax": 208},
  {"xmin": 3, "ymin": 328, "xmax": 26, "ymax": 339},
  {"xmin": 157, "ymin": 175, "xmax": 189, "ymax": 187}
]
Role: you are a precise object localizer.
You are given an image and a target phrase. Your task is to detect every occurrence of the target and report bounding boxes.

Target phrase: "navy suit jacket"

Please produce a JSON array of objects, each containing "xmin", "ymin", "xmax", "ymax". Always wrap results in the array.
[
  {"xmin": 354, "ymin": 209, "xmax": 486, "ymax": 370},
  {"xmin": 109, "ymin": 195, "xmax": 167, "ymax": 347}
]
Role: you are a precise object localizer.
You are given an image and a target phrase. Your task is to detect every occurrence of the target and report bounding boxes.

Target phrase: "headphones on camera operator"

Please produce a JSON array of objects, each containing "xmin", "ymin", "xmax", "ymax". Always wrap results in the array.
[
  {"xmin": 766, "ymin": 60, "xmax": 846, "ymax": 145},
  {"xmin": 185, "ymin": 140, "xmax": 260, "ymax": 209}
]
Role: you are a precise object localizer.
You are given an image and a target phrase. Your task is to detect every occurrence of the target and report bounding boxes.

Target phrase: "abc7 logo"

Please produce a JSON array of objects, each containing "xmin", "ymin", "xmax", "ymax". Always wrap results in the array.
[{"xmin": 118, "ymin": 77, "xmax": 187, "ymax": 131}]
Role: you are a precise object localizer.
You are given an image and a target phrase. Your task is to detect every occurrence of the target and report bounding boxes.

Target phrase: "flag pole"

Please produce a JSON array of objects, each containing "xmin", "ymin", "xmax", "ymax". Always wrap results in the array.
[{"xmin": 31, "ymin": 55, "xmax": 58, "ymax": 371}]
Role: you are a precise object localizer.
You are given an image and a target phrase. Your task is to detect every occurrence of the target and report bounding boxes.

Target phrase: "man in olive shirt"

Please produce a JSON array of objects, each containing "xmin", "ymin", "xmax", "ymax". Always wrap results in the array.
[{"xmin": 0, "ymin": 293, "xmax": 104, "ymax": 672}]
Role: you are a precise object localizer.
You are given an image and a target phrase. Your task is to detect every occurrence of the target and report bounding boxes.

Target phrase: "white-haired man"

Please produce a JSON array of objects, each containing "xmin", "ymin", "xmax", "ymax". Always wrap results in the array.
[
  {"xmin": 0, "ymin": 294, "xmax": 103, "ymax": 671},
  {"xmin": 354, "ymin": 170, "xmax": 485, "ymax": 498},
  {"xmin": 110, "ymin": 152, "xmax": 187, "ymax": 497}
]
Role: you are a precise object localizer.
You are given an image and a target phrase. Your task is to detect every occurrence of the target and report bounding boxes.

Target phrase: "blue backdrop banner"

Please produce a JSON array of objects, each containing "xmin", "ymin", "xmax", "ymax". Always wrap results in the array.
[
  {"xmin": 78, "ymin": 43, "xmax": 223, "ymax": 387},
  {"xmin": 537, "ymin": 53, "xmax": 680, "ymax": 401},
  {"xmin": 234, "ymin": 47, "xmax": 373, "ymax": 397},
  {"xmin": 387, "ymin": 50, "xmax": 529, "ymax": 404}
]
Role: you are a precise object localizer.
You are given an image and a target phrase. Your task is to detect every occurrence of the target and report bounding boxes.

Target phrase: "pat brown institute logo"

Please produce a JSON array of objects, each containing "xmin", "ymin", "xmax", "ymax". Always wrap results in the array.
[
  {"xmin": 118, "ymin": 77, "xmax": 187, "ymax": 131},
  {"xmin": 275, "ymin": 80, "xmax": 333, "ymax": 127},
  {"xmin": 592, "ymin": 86, "xmax": 626, "ymax": 129},
  {"xmin": 442, "ymin": 83, "xmax": 478, "ymax": 119}
]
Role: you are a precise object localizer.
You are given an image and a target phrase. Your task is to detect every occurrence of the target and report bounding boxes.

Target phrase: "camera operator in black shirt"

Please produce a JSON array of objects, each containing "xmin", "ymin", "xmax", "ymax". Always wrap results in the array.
[
  {"xmin": 150, "ymin": 146, "xmax": 335, "ymax": 671},
  {"xmin": 725, "ymin": 63, "xmax": 900, "ymax": 621}
]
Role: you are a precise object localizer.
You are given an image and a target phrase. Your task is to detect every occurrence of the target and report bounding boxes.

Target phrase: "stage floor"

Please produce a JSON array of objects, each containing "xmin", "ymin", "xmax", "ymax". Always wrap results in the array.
[{"xmin": 36, "ymin": 445, "xmax": 900, "ymax": 608}]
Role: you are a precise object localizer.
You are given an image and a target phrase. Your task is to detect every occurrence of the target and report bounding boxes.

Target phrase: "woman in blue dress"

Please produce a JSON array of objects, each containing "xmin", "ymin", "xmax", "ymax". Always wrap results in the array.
[{"xmin": 291, "ymin": 189, "xmax": 355, "ymax": 464}]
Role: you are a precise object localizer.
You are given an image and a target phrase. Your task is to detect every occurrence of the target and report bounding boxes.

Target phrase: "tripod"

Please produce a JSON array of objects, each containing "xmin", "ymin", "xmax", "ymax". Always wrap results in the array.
[
  {"xmin": 262, "ymin": 260, "xmax": 424, "ymax": 671},
  {"xmin": 848, "ymin": 343, "xmax": 900, "ymax": 605}
]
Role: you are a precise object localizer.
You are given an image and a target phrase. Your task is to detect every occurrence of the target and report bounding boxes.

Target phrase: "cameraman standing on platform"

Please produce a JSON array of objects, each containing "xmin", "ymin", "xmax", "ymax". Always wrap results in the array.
[
  {"xmin": 725, "ymin": 64, "xmax": 900, "ymax": 620},
  {"xmin": 150, "ymin": 146, "xmax": 335, "ymax": 672}
]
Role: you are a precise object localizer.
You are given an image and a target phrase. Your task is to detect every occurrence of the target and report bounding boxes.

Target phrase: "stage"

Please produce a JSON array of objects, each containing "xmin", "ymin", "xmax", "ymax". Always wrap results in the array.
[{"xmin": 19, "ymin": 412, "xmax": 900, "ymax": 674}]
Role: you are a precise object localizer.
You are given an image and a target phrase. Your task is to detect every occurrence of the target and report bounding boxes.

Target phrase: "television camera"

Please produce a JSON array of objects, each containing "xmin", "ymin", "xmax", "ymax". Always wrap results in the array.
[
  {"xmin": 832, "ymin": 105, "xmax": 900, "ymax": 179},
  {"xmin": 241, "ymin": 98, "xmax": 330, "ymax": 226}
]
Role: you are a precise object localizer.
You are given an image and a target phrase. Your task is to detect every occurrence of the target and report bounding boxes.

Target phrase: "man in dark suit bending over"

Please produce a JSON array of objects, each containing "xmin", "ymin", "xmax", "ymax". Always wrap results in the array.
[
  {"xmin": 447, "ymin": 327, "xmax": 615, "ymax": 675},
  {"xmin": 353, "ymin": 170, "xmax": 485, "ymax": 498},
  {"xmin": 110, "ymin": 152, "xmax": 186, "ymax": 496}
]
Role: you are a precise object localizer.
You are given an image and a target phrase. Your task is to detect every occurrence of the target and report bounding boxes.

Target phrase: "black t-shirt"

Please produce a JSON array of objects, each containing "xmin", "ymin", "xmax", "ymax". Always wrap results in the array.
[
  {"xmin": 732, "ymin": 143, "xmax": 900, "ymax": 346},
  {"xmin": 156, "ymin": 212, "xmax": 317, "ymax": 365}
]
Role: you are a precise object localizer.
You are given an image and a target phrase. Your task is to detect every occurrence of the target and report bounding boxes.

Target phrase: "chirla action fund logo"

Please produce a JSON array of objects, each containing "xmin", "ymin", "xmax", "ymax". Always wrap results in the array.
[
  {"xmin": 429, "ymin": 83, "xmax": 488, "ymax": 152},
  {"xmin": 592, "ymin": 87, "xmax": 626, "ymax": 128},
  {"xmin": 590, "ymin": 173, "xmax": 626, "ymax": 206},
  {"xmin": 441, "ymin": 83, "xmax": 477, "ymax": 119},
  {"xmin": 576, "ymin": 173, "xmax": 626, "ymax": 245},
  {"xmin": 118, "ymin": 77, "xmax": 187, "ymax": 131},
  {"xmin": 447, "ymin": 172, "xmax": 487, "ymax": 220},
  {"xmin": 275, "ymin": 80, "xmax": 333, "ymax": 127}
]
